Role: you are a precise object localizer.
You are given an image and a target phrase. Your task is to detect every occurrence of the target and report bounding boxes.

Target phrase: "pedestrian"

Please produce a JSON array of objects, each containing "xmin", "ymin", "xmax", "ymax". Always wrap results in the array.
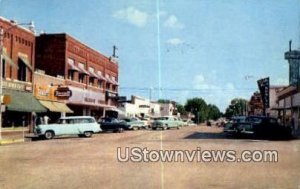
[{"xmin": 43, "ymin": 115, "xmax": 51, "ymax": 124}]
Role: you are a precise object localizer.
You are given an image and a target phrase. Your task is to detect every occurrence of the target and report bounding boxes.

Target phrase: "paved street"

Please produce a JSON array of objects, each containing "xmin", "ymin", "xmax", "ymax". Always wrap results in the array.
[{"xmin": 0, "ymin": 126, "xmax": 300, "ymax": 189}]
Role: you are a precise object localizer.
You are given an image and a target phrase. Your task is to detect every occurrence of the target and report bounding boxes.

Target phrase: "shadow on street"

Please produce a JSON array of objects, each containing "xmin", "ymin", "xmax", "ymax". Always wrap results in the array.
[{"xmin": 184, "ymin": 131, "xmax": 296, "ymax": 141}]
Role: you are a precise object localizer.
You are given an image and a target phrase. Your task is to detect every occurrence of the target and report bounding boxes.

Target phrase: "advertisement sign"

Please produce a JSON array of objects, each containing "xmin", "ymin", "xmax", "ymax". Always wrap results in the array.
[{"xmin": 257, "ymin": 77, "xmax": 270, "ymax": 108}]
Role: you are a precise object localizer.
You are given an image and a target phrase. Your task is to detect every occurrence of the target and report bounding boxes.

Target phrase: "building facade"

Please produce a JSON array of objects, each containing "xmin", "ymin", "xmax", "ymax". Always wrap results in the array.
[
  {"xmin": 275, "ymin": 42, "xmax": 300, "ymax": 135},
  {"xmin": 35, "ymin": 33, "xmax": 119, "ymax": 119},
  {"xmin": 0, "ymin": 17, "xmax": 46, "ymax": 132}
]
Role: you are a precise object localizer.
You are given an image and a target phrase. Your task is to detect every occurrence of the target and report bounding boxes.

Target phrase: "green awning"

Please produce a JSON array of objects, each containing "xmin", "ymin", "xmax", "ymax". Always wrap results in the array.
[{"xmin": 3, "ymin": 89, "xmax": 47, "ymax": 113}]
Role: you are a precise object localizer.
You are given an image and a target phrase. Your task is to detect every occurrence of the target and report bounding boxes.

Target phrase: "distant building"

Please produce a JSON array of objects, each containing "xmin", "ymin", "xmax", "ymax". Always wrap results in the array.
[{"xmin": 118, "ymin": 95, "xmax": 177, "ymax": 118}]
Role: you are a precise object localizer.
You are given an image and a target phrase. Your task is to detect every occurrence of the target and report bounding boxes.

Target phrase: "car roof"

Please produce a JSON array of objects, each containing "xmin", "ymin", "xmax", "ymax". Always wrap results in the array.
[{"xmin": 60, "ymin": 116, "xmax": 95, "ymax": 119}]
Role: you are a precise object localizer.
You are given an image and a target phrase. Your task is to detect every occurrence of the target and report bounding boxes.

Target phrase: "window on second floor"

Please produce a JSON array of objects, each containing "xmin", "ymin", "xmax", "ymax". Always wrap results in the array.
[
  {"xmin": 79, "ymin": 74, "xmax": 85, "ymax": 83},
  {"xmin": 18, "ymin": 59, "xmax": 27, "ymax": 81},
  {"xmin": 2, "ymin": 59, "xmax": 5, "ymax": 78},
  {"xmin": 89, "ymin": 77, "xmax": 94, "ymax": 86},
  {"xmin": 68, "ymin": 70, "xmax": 74, "ymax": 80}
]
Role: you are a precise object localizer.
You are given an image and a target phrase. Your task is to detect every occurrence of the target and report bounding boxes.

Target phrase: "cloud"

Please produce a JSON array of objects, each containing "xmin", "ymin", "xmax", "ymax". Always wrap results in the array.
[
  {"xmin": 113, "ymin": 7, "xmax": 149, "ymax": 27},
  {"xmin": 166, "ymin": 38, "xmax": 184, "ymax": 45},
  {"xmin": 163, "ymin": 15, "xmax": 184, "ymax": 29}
]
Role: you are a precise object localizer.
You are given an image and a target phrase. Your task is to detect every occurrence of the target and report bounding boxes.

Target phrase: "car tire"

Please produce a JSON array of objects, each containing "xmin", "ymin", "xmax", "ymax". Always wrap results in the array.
[
  {"xmin": 133, "ymin": 126, "xmax": 138, "ymax": 131},
  {"xmin": 118, "ymin": 128, "xmax": 124, "ymax": 133},
  {"xmin": 177, "ymin": 126, "xmax": 180, "ymax": 130},
  {"xmin": 162, "ymin": 126, "xmax": 167, "ymax": 130},
  {"xmin": 44, "ymin": 131, "xmax": 54, "ymax": 140},
  {"xmin": 152, "ymin": 127, "xmax": 157, "ymax": 130},
  {"xmin": 84, "ymin": 131, "xmax": 93, "ymax": 138}
]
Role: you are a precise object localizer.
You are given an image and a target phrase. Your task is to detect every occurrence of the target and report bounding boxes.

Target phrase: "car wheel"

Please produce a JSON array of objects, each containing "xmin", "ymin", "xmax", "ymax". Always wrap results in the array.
[
  {"xmin": 84, "ymin": 131, "xmax": 93, "ymax": 138},
  {"xmin": 177, "ymin": 126, "xmax": 180, "ymax": 130},
  {"xmin": 118, "ymin": 128, "xmax": 124, "ymax": 133},
  {"xmin": 44, "ymin": 131, "xmax": 54, "ymax": 140},
  {"xmin": 133, "ymin": 126, "xmax": 138, "ymax": 131},
  {"xmin": 152, "ymin": 127, "xmax": 157, "ymax": 130},
  {"xmin": 162, "ymin": 126, "xmax": 167, "ymax": 130}
]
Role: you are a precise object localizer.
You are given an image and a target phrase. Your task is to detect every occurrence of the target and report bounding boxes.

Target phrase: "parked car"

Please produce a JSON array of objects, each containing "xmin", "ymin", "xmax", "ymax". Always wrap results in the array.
[
  {"xmin": 34, "ymin": 116, "xmax": 101, "ymax": 139},
  {"xmin": 121, "ymin": 117, "xmax": 147, "ymax": 130},
  {"xmin": 99, "ymin": 117, "xmax": 129, "ymax": 132},
  {"xmin": 152, "ymin": 116, "xmax": 182, "ymax": 130},
  {"xmin": 140, "ymin": 117, "xmax": 152, "ymax": 128},
  {"xmin": 224, "ymin": 116, "xmax": 247, "ymax": 134},
  {"xmin": 236, "ymin": 116, "xmax": 292, "ymax": 138}
]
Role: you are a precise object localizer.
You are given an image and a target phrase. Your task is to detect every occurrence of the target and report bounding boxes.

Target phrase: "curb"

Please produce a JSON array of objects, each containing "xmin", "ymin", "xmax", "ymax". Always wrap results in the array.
[{"xmin": 0, "ymin": 138, "xmax": 25, "ymax": 145}]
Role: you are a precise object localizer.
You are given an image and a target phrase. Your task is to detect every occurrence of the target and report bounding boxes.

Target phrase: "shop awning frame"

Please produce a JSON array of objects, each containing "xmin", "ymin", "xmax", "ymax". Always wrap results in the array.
[
  {"xmin": 18, "ymin": 55, "xmax": 33, "ymax": 71},
  {"xmin": 39, "ymin": 100, "xmax": 74, "ymax": 113}
]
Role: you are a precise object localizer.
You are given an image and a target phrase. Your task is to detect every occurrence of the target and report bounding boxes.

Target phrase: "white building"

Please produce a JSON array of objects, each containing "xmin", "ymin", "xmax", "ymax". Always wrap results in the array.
[{"xmin": 118, "ymin": 96, "xmax": 177, "ymax": 118}]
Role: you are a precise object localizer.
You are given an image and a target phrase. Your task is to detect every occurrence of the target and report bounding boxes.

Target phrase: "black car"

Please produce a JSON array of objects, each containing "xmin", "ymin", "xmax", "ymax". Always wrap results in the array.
[
  {"xmin": 236, "ymin": 116, "xmax": 292, "ymax": 139},
  {"xmin": 98, "ymin": 117, "xmax": 129, "ymax": 132}
]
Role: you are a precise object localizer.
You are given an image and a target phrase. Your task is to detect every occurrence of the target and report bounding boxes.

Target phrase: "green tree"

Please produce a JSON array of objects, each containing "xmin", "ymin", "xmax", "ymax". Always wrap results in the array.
[
  {"xmin": 184, "ymin": 97, "xmax": 208, "ymax": 123},
  {"xmin": 157, "ymin": 99, "xmax": 171, "ymax": 103},
  {"xmin": 176, "ymin": 103, "xmax": 186, "ymax": 115},
  {"xmin": 207, "ymin": 104, "xmax": 221, "ymax": 120},
  {"xmin": 225, "ymin": 98, "xmax": 248, "ymax": 118}
]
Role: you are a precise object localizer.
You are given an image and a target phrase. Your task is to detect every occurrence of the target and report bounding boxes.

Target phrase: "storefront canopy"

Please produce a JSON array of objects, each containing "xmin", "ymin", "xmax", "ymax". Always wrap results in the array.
[
  {"xmin": 39, "ymin": 100, "xmax": 74, "ymax": 113},
  {"xmin": 3, "ymin": 89, "xmax": 47, "ymax": 113}
]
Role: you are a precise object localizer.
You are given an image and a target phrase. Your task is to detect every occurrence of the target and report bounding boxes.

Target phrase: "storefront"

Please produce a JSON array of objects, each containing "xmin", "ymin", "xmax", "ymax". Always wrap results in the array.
[
  {"xmin": 67, "ymin": 86, "xmax": 112, "ymax": 120},
  {"xmin": 2, "ymin": 80, "xmax": 46, "ymax": 131},
  {"xmin": 34, "ymin": 84, "xmax": 73, "ymax": 123}
]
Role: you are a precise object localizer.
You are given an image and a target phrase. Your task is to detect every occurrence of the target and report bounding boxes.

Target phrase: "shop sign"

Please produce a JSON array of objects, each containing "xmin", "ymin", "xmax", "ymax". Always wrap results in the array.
[
  {"xmin": 3, "ymin": 80, "xmax": 27, "ymax": 91},
  {"xmin": 68, "ymin": 86, "xmax": 105, "ymax": 106},
  {"xmin": 54, "ymin": 87, "xmax": 72, "ymax": 99}
]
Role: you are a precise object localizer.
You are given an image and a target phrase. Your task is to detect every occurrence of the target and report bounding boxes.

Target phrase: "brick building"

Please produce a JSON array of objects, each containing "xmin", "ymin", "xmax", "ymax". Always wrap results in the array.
[
  {"xmin": 35, "ymin": 33, "xmax": 119, "ymax": 118},
  {"xmin": 0, "ymin": 17, "xmax": 46, "ymax": 131}
]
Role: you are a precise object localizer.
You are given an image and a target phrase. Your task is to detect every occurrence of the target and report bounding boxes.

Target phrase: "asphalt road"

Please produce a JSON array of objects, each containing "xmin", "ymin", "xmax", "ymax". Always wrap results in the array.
[{"xmin": 0, "ymin": 126, "xmax": 300, "ymax": 189}]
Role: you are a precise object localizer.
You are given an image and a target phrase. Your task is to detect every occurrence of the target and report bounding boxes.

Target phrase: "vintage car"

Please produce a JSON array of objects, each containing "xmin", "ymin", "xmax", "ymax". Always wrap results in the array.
[
  {"xmin": 34, "ymin": 116, "xmax": 101, "ymax": 139},
  {"xmin": 152, "ymin": 116, "xmax": 183, "ymax": 130},
  {"xmin": 236, "ymin": 116, "xmax": 292, "ymax": 138},
  {"xmin": 98, "ymin": 117, "xmax": 129, "ymax": 132},
  {"xmin": 223, "ymin": 116, "xmax": 247, "ymax": 134},
  {"xmin": 121, "ymin": 117, "xmax": 147, "ymax": 130}
]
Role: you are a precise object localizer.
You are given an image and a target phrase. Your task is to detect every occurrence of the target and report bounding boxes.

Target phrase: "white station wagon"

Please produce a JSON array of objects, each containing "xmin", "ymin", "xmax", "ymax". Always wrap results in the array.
[{"xmin": 35, "ymin": 116, "xmax": 101, "ymax": 139}]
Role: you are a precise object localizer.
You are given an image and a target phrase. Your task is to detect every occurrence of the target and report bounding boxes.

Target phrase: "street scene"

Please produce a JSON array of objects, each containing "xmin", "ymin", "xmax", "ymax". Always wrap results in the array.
[
  {"xmin": 0, "ymin": 0, "xmax": 300, "ymax": 188},
  {"xmin": 1, "ymin": 126, "xmax": 300, "ymax": 189}
]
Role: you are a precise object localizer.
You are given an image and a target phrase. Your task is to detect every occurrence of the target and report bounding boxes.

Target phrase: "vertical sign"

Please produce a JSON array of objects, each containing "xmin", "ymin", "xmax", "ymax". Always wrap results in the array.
[{"xmin": 257, "ymin": 77, "xmax": 270, "ymax": 109}]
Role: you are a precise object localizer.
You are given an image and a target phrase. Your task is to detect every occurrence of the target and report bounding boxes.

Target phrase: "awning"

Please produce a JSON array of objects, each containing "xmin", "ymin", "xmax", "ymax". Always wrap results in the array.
[
  {"xmin": 78, "ymin": 66, "xmax": 90, "ymax": 75},
  {"xmin": 2, "ymin": 52, "xmax": 18, "ymax": 68},
  {"xmin": 96, "ymin": 73, "xmax": 107, "ymax": 81},
  {"xmin": 3, "ymin": 89, "xmax": 47, "ymax": 112},
  {"xmin": 39, "ymin": 100, "xmax": 73, "ymax": 113},
  {"xmin": 88, "ymin": 71, "xmax": 100, "ymax": 79},
  {"xmin": 18, "ymin": 55, "xmax": 33, "ymax": 71},
  {"xmin": 67, "ymin": 62, "xmax": 80, "ymax": 72},
  {"xmin": 106, "ymin": 77, "xmax": 118, "ymax": 85}
]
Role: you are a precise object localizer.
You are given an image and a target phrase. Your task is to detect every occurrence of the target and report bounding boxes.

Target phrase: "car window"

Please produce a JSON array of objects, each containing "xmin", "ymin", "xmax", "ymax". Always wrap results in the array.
[{"xmin": 246, "ymin": 117, "xmax": 262, "ymax": 124}]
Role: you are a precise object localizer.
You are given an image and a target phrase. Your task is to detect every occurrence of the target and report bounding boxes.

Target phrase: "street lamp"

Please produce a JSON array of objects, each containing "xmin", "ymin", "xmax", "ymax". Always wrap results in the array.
[{"xmin": 0, "ymin": 20, "xmax": 35, "ymax": 140}]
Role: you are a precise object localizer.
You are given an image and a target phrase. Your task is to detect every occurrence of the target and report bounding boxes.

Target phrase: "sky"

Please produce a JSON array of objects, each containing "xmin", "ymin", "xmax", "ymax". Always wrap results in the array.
[{"xmin": 0, "ymin": 0, "xmax": 299, "ymax": 112}]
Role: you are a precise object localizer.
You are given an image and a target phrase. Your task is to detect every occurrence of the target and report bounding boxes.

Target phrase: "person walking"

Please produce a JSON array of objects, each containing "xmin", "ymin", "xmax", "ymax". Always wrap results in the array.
[{"xmin": 43, "ymin": 115, "xmax": 51, "ymax": 125}]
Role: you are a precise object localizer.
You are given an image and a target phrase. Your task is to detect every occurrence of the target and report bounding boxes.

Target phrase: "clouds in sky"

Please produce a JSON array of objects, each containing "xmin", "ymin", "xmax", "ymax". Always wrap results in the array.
[
  {"xmin": 166, "ymin": 38, "xmax": 184, "ymax": 45},
  {"xmin": 112, "ymin": 6, "xmax": 149, "ymax": 27},
  {"xmin": 163, "ymin": 15, "xmax": 184, "ymax": 29}
]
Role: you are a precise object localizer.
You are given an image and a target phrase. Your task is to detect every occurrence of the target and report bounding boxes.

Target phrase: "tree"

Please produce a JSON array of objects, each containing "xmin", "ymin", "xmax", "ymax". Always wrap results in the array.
[
  {"xmin": 225, "ymin": 98, "xmax": 248, "ymax": 118},
  {"xmin": 157, "ymin": 99, "xmax": 171, "ymax": 103},
  {"xmin": 206, "ymin": 104, "xmax": 221, "ymax": 121},
  {"xmin": 176, "ymin": 103, "xmax": 186, "ymax": 115},
  {"xmin": 184, "ymin": 97, "xmax": 208, "ymax": 123}
]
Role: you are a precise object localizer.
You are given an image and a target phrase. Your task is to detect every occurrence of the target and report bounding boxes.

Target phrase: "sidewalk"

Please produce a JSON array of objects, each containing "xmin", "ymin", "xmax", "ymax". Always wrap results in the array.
[{"xmin": 0, "ymin": 128, "xmax": 29, "ymax": 145}]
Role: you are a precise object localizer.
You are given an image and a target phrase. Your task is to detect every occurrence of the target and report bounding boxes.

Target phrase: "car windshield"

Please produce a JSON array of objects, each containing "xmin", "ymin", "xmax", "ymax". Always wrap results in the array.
[{"xmin": 246, "ymin": 117, "xmax": 262, "ymax": 124}]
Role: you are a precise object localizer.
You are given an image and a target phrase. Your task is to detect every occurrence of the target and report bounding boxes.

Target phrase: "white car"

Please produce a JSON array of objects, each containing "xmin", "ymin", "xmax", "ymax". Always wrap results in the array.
[{"xmin": 35, "ymin": 116, "xmax": 101, "ymax": 139}]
